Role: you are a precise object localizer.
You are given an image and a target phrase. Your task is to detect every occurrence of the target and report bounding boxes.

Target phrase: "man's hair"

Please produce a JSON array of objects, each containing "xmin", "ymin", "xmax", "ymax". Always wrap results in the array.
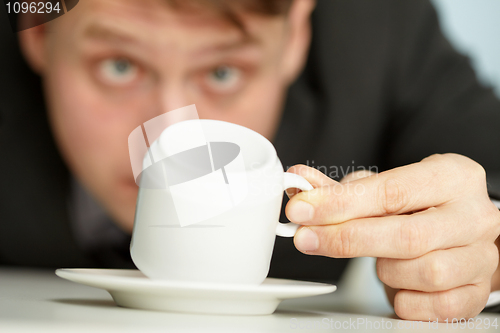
[{"xmin": 165, "ymin": 0, "xmax": 293, "ymax": 29}]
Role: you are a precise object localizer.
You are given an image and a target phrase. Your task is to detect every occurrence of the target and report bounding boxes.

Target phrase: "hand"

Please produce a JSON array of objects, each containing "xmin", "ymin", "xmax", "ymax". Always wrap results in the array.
[{"xmin": 286, "ymin": 154, "xmax": 500, "ymax": 321}]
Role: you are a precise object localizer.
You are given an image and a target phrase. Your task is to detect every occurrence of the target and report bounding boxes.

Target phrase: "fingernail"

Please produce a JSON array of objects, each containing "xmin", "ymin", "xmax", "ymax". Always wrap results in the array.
[
  {"xmin": 295, "ymin": 227, "xmax": 319, "ymax": 252},
  {"xmin": 288, "ymin": 200, "xmax": 314, "ymax": 223}
]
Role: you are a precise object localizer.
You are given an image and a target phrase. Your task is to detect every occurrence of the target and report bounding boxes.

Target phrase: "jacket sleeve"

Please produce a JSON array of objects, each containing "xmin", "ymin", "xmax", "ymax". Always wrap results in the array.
[{"xmin": 382, "ymin": 0, "xmax": 500, "ymax": 199}]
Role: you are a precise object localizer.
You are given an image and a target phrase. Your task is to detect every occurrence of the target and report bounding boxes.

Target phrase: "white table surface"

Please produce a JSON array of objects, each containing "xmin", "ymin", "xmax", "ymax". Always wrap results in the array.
[{"xmin": 1, "ymin": 265, "xmax": 499, "ymax": 333}]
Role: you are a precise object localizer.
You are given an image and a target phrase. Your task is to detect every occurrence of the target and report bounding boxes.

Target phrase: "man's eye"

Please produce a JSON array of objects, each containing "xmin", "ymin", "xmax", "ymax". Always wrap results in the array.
[
  {"xmin": 206, "ymin": 66, "xmax": 242, "ymax": 92},
  {"xmin": 98, "ymin": 58, "xmax": 139, "ymax": 85}
]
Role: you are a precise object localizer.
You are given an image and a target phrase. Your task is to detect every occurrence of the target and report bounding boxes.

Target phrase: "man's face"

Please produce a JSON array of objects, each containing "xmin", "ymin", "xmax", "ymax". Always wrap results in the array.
[{"xmin": 20, "ymin": 0, "xmax": 312, "ymax": 232}]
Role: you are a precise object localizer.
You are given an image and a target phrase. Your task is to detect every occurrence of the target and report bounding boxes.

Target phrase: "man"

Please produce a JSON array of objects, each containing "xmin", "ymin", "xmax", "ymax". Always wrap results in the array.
[{"xmin": 1, "ymin": 0, "xmax": 500, "ymax": 321}]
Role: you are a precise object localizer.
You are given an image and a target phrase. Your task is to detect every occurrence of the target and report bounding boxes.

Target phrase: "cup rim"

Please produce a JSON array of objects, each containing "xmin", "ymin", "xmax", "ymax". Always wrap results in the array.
[{"xmin": 167, "ymin": 119, "xmax": 278, "ymax": 173}]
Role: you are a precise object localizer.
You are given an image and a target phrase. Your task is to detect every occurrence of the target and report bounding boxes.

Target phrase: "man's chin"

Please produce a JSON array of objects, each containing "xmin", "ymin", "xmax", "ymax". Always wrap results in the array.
[
  {"xmin": 104, "ymin": 180, "xmax": 138, "ymax": 233},
  {"xmin": 119, "ymin": 178, "xmax": 139, "ymax": 194}
]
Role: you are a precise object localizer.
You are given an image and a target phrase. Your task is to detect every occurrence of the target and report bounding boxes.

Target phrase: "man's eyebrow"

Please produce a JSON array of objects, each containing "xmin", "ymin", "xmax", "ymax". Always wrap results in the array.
[
  {"xmin": 82, "ymin": 24, "xmax": 140, "ymax": 44},
  {"xmin": 81, "ymin": 22, "xmax": 261, "ymax": 58},
  {"xmin": 191, "ymin": 37, "xmax": 261, "ymax": 58}
]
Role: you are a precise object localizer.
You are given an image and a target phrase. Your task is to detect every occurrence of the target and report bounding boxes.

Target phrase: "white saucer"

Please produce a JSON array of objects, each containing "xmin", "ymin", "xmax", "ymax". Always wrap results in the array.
[{"xmin": 55, "ymin": 269, "xmax": 336, "ymax": 315}]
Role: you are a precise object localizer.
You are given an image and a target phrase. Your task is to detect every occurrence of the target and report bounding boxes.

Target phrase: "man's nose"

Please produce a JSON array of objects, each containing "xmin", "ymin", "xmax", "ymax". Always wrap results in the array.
[
  {"xmin": 137, "ymin": 82, "xmax": 200, "ymax": 148},
  {"xmin": 157, "ymin": 82, "xmax": 195, "ymax": 116}
]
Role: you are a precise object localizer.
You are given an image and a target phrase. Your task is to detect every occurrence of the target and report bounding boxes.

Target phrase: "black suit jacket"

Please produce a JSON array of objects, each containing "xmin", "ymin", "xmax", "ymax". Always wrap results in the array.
[{"xmin": 1, "ymin": 0, "xmax": 500, "ymax": 283}]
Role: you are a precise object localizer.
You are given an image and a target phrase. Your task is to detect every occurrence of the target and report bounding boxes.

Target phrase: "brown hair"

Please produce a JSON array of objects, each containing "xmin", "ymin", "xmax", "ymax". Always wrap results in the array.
[{"xmin": 164, "ymin": 0, "xmax": 293, "ymax": 30}]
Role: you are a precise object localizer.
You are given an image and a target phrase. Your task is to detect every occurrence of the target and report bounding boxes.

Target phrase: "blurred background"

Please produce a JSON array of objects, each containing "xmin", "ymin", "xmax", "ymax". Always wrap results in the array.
[{"xmin": 432, "ymin": 0, "xmax": 500, "ymax": 98}]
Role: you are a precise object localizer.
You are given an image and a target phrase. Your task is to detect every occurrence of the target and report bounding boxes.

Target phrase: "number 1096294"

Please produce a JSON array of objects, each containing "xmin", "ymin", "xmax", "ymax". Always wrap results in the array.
[{"xmin": 5, "ymin": 2, "xmax": 61, "ymax": 14}]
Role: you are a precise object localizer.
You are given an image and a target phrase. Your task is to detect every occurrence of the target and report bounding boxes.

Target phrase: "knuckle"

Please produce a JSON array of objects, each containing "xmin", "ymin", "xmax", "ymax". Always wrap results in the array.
[
  {"xmin": 485, "ymin": 243, "xmax": 500, "ymax": 276},
  {"xmin": 399, "ymin": 221, "xmax": 427, "ymax": 257},
  {"xmin": 329, "ymin": 225, "xmax": 356, "ymax": 257},
  {"xmin": 380, "ymin": 178, "xmax": 410, "ymax": 215},
  {"xmin": 474, "ymin": 202, "xmax": 500, "ymax": 241},
  {"xmin": 421, "ymin": 257, "xmax": 448, "ymax": 290},
  {"xmin": 424, "ymin": 153, "xmax": 486, "ymax": 186},
  {"xmin": 449, "ymin": 154, "xmax": 486, "ymax": 183},
  {"xmin": 487, "ymin": 205, "xmax": 500, "ymax": 236},
  {"xmin": 423, "ymin": 153, "xmax": 458, "ymax": 172},
  {"xmin": 434, "ymin": 292, "xmax": 463, "ymax": 321},
  {"xmin": 473, "ymin": 162, "xmax": 487, "ymax": 181},
  {"xmin": 461, "ymin": 156, "xmax": 487, "ymax": 180}
]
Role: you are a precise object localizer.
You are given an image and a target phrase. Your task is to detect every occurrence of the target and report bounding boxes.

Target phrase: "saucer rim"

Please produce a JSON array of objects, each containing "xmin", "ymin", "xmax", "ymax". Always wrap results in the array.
[
  {"xmin": 55, "ymin": 268, "xmax": 337, "ymax": 295},
  {"xmin": 55, "ymin": 268, "xmax": 337, "ymax": 315}
]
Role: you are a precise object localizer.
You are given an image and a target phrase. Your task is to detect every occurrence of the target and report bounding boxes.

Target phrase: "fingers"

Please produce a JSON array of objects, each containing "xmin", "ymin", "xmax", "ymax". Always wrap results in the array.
[
  {"xmin": 293, "ymin": 204, "xmax": 489, "ymax": 258},
  {"xmin": 394, "ymin": 284, "xmax": 490, "ymax": 321},
  {"xmin": 285, "ymin": 164, "xmax": 337, "ymax": 197},
  {"xmin": 286, "ymin": 154, "xmax": 488, "ymax": 225},
  {"xmin": 340, "ymin": 170, "xmax": 377, "ymax": 183},
  {"xmin": 377, "ymin": 243, "xmax": 499, "ymax": 292},
  {"xmin": 286, "ymin": 159, "xmax": 499, "ymax": 322}
]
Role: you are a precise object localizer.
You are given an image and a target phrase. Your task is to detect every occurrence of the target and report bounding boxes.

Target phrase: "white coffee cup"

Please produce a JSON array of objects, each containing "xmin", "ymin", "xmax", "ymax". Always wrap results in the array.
[{"xmin": 130, "ymin": 119, "xmax": 313, "ymax": 285}]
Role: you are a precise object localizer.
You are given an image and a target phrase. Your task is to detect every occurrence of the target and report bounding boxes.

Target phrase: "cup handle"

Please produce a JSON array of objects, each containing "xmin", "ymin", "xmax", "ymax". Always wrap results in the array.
[{"xmin": 275, "ymin": 172, "xmax": 314, "ymax": 237}]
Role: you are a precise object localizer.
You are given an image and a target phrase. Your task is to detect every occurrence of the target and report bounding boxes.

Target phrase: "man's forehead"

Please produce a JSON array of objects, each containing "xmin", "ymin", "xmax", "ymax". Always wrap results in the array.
[{"xmin": 75, "ymin": 0, "xmax": 272, "ymax": 54}]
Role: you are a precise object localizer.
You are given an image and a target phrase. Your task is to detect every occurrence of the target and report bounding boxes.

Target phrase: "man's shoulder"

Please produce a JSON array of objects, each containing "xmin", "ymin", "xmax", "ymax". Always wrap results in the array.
[{"xmin": 312, "ymin": 0, "xmax": 435, "ymax": 36}]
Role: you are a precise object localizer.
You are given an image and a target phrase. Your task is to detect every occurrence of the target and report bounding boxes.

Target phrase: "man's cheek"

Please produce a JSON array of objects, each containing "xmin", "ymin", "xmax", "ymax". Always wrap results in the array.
[
  {"xmin": 45, "ymin": 64, "xmax": 123, "ymax": 173},
  {"xmin": 54, "ymin": 66, "xmax": 122, "ymax": 134}
]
